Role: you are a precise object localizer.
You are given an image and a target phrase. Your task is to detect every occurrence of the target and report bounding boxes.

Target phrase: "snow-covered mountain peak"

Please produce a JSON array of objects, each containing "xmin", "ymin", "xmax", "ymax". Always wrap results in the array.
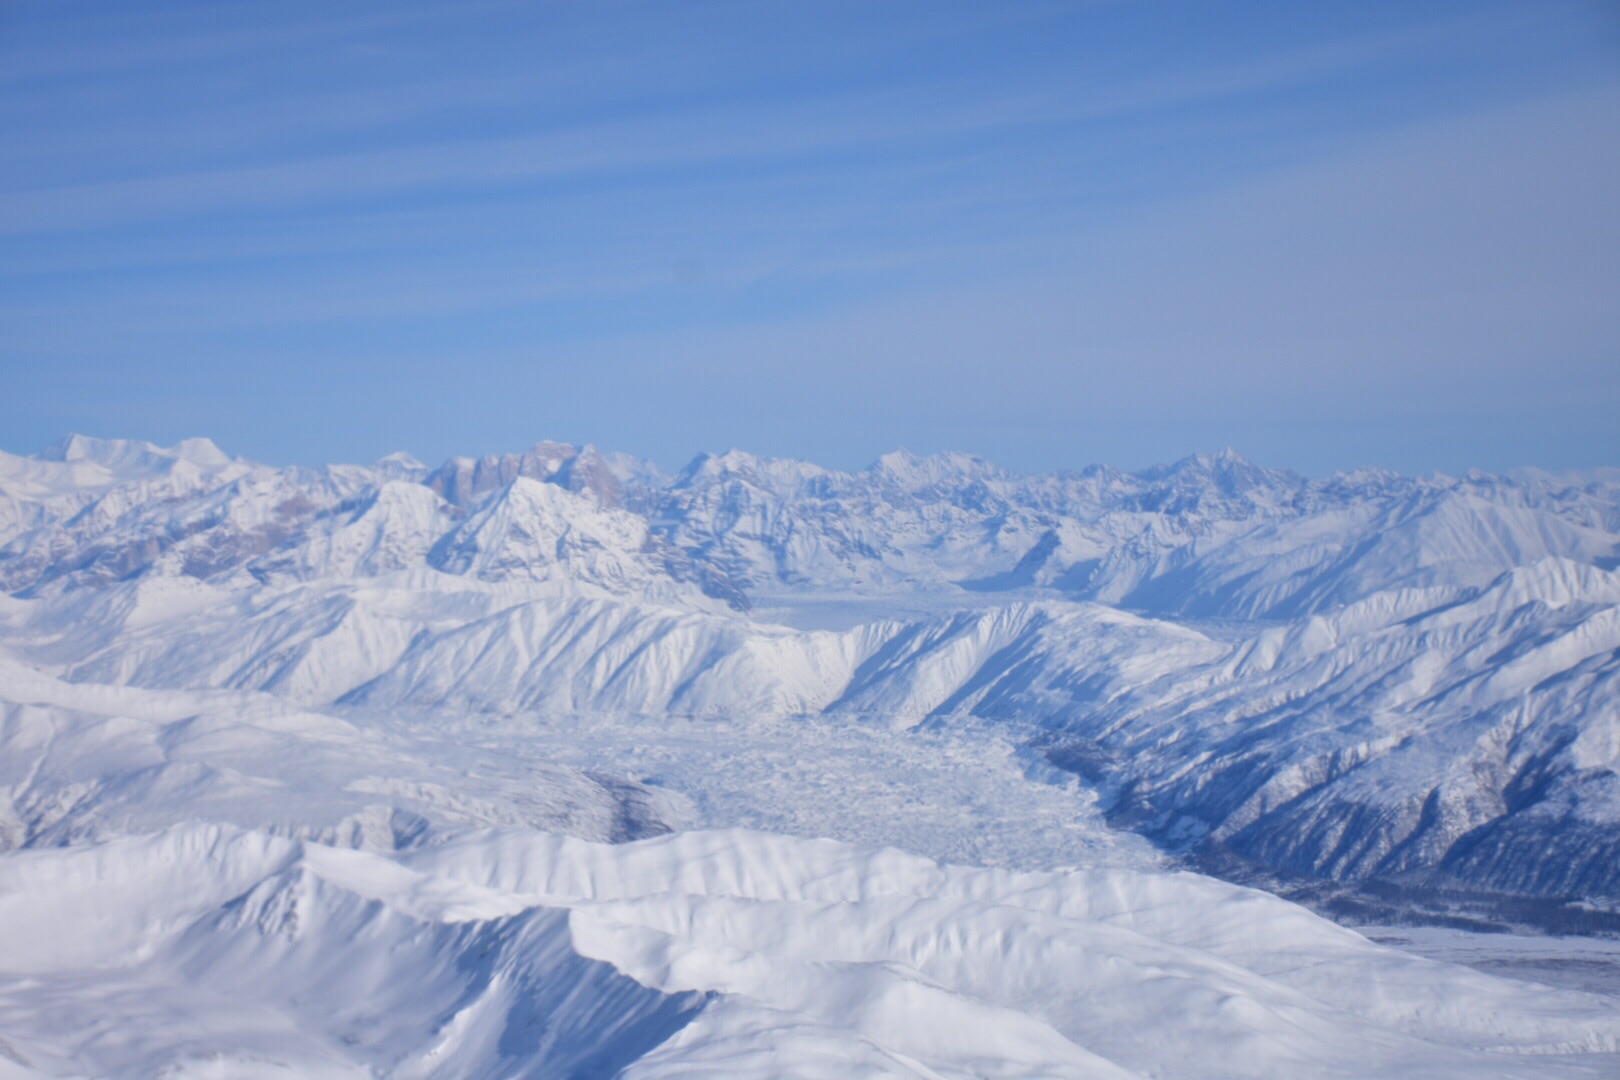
[
  {"xmin": 1143, "ymin": 446, "xmax": 1300, "ymax": 499},
  {"xmin": 37, "ymin": 433, "xmax": 233, "ymax": 473},
  {"xmin": 1169, "ymin": 446, "xmax": 1251, "ymax": 471},
  {"xmin": 252, "ymin": 480, "xmax": 455, "ymax": 582},
  {"xmin": 870, "ymin": 448, "xmax": 1006, "ymax": 491},
  {"xmin": 673, "ymin": 448, "xmax": 831, "ymax": 494},
  {"xmin": 550, "ymin": 443, "xmax": 626, "ymax": 505},
  {"xmin": 1309, "ymin": 464, "xmax": 1412, "ymax": 501},
  {"xmin": 426, "ymin": 440, "xmax": 575, "ymax": 502},
  {"xmin": 35, "ymin": 433, "xmax": 164, "ymax": 466},
  {"xmin": 173, "ymin": 436, "xmax": 233, "ymax": 467},
  {"xmin": 370, "ymin": 449, "xmax": 428, "ymax": 481},
  {"xmin": 424, "ymin": 440, "xmax": 639, "ymax": 508},
  {"xmin": 422, "ymin": 477, "xmax": 716, "ymax": 606}
]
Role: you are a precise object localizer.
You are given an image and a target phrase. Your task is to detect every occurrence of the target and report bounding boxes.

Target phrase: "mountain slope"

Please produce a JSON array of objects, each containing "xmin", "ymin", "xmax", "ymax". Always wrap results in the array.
[{"xmin": 1, "ymin": 824, "xmax": 1615, "ymax": 1079}]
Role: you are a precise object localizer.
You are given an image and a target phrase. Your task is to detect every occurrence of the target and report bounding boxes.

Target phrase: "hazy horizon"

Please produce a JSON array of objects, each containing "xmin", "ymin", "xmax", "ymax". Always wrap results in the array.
[{"xmin": 17, "ymin": 427, "xmax": 1620, "ymax": 484}]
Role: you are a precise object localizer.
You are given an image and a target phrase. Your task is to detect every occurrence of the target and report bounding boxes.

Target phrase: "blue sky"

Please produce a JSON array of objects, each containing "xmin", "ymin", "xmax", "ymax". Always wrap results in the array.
[{"xmin": 2, "ymin": 0, "xmax": 1617, "ymax": 475}]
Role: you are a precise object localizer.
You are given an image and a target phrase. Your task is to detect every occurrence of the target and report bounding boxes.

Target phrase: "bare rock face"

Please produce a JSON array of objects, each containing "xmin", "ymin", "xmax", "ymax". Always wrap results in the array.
[{"xmin": 425, "ymin": 441, "xmax": 626, "ymax": 508}]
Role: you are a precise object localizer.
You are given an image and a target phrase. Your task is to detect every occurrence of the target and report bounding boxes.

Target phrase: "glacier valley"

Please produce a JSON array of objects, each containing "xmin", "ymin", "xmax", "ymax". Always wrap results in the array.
[{"xmin": 1, "ymin": 434, "xmax": 1617, "ymax": 1077}]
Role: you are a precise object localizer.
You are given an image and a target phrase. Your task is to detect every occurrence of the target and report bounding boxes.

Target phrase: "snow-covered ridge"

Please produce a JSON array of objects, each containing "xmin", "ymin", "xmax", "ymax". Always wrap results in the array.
[{"xmin": 1, "ymin": 823, "xmax": 1616, "ymax": 1079}]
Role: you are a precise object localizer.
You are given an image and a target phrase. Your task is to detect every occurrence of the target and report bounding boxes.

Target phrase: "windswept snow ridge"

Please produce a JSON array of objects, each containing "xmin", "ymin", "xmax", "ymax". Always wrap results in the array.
[{"xmin": 1, "ymin": 824, "xmax": 1617, "ymax": 1079}]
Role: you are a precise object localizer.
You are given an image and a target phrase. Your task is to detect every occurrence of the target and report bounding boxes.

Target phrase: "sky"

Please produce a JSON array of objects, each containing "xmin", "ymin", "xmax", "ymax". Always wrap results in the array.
[{"xmin": 2, "ymin": 0, "xmax": 1617, "ymax": 476}]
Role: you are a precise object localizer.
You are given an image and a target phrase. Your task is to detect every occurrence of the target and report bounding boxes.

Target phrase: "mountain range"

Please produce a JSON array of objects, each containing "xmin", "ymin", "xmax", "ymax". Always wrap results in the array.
[
  {"xmin": 4, "ymin": 435, "xmax": 1618, "ymax": 917},
  {"xmin": 1, "ymin": 433, "xmax": 1618, "ymax": 1075}
]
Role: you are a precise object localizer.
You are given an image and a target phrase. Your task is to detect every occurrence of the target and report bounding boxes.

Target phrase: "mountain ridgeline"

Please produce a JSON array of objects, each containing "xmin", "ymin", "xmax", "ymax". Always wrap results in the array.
[{"xmin": 2, "ymin": 435, "xmax": 1618, "ymax": 926}]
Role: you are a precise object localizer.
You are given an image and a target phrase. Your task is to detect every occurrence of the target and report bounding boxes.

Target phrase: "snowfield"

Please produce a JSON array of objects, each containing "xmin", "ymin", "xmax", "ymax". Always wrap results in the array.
[{"xmin": 1, "ymin": 434, "xmax": 1618, "ymax": 1075}]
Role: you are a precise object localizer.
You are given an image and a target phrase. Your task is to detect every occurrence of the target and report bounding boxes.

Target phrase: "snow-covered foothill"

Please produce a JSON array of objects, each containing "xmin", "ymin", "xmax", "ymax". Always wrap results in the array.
[{"xmin": 0, "ymin": 825, "xmax": 1616, "ymax": 1079}]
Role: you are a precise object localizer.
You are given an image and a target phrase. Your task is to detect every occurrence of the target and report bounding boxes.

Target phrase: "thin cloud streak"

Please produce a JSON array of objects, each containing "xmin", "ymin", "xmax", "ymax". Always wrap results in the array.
[
  {"xmin": 0, "ymin": 1, "xmax": 455, "ymax": 84},
  {"xmin": 0, "ymin": 7, "xmax": 1536, "ymax": 233}
]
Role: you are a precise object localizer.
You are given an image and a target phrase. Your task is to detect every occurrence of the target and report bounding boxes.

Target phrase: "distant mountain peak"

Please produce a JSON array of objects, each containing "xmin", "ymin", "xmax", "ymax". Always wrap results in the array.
[
  {"xmin": 425, "ymin": 440, "xmax": 629, "ymax": 507},
  {"xmin": 1161, "ymin": 446, "xmax": 1255, "ymax": 474},
  {"xmin": 871, "ymin": 448, "xmax": 1000, "ymax": 485},
  {"xmin": 36, "ymin": 433, "xmax": 233, "ymax": 471},
  {"xmin": 673, "ymin": 448, "xmax": 828, "ymax": 491},
  {"xmin": 35, "ymin": 433, "xmax": 118, "ymax": 462},
  {"xmin": 373, "ymin": 450, "xmax": 426, "ymax": 470}
]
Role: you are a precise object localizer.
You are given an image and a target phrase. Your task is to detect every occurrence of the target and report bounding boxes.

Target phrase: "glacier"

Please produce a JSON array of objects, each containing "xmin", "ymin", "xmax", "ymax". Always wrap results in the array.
[{"xmin": 1, "ymin": 434, "xmax": 1618, "ymax": 1075}]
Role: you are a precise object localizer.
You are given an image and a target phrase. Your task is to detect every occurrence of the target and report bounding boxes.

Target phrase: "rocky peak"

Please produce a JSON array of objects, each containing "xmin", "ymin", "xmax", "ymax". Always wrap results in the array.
[{"xmin": 425, "ymin": 441, "xmax": 582, "ymax": 507}]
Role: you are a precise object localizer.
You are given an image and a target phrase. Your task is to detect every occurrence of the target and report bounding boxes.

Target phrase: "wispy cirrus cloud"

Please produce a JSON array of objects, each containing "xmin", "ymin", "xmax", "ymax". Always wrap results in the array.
[
  {"xmin": 0, "ymin": 2, "xmax": 1551, "ymax": 231},
  {"xmin": 1, "ymin": 0, "xmax": 1616, "ymax": 472}
]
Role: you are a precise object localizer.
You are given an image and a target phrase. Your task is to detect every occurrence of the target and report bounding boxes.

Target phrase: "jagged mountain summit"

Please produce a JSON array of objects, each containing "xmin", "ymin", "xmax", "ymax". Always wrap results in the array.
[{"xmin": 7, "ymin": 435, "xmax": 1616, "ymax": 611}]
